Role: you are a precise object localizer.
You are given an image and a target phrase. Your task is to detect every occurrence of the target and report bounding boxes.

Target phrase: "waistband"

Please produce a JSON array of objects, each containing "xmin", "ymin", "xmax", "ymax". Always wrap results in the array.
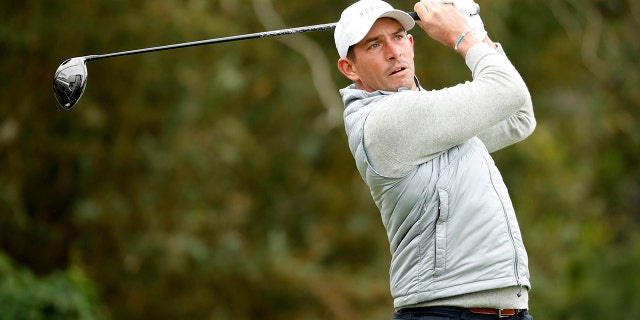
[{"xmin": 393, "ymin": 306, "xmax": 525, "ymax": 319}]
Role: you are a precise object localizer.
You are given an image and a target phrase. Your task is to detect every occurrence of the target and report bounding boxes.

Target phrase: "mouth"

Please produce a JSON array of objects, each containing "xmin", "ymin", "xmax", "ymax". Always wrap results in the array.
[{"xmin": 389, "ymin": 66, "xmax": 408, "ymax": 76}]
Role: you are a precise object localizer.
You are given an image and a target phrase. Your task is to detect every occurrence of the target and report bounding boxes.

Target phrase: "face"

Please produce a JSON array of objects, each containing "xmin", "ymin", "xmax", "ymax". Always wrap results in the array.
[{"xmin": 338, "ymin": 18, "xmax": 416, "ymax": 92}]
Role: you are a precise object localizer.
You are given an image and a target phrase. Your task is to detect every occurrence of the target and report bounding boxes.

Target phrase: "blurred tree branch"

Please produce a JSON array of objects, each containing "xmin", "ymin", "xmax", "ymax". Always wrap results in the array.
[{"xmin": 251, "ymin": 0, "xmax": 343, "ymax": 132}]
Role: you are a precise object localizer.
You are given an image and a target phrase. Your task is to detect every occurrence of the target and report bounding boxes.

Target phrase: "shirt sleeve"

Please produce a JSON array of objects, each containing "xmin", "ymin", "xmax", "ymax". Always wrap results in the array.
[
  {"xmin": 476, "ymin": 45, "xmax": 536, "ymax": 153},
  {"xmin": 364, "ymin": 43, "xmax": 535, "ymax": 178}
]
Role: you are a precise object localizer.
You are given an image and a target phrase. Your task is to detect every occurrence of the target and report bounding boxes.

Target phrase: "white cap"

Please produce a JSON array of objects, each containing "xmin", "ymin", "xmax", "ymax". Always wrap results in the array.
[{"xmin": 334, "ymin": 0, "xmax": 416, "ymax": 58}]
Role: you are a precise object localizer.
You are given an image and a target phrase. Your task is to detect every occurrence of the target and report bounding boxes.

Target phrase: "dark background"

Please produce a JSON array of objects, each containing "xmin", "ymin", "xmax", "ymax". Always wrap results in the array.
[{"xmin": 1, "ymin": 0, "xmax": 639, "ymax": 319}]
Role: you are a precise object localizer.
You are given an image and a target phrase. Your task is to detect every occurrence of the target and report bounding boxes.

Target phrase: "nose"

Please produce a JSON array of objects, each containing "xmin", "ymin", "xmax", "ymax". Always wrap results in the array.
[{"xmin": 385, "ymin": 41, "xmax": 402, "ymax": 61}]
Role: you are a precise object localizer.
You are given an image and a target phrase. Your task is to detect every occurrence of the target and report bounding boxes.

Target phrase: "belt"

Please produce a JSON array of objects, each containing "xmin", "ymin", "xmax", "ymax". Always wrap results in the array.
[{"xmin": 469, "ymin": 308, "xmax": 521, "ymax": 318}]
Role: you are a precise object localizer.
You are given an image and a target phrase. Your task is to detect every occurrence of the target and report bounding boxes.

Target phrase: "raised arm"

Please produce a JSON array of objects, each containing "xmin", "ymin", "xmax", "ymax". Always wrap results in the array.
[
  {"xmin": 364, "ymin": 43, "xmax": 531, "ymax": 177},
  {"xmin": 476, "ymin": 45, "xmax": 536, "ymax": 153}
]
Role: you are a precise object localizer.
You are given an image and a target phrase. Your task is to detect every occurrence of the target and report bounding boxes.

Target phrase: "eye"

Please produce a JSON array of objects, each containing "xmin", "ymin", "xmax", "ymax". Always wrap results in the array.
[{"xmin": 369, "ymin": 43, "xmax": 380, "ymax": 49}]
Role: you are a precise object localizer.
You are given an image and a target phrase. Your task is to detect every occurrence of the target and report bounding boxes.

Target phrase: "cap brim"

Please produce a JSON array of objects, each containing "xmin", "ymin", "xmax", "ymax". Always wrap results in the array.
[
  {"xmin": 380, "ymin": 10, "xmax": 416, "ymax": 32},
  {"xmin": 350, "ymin": 10, "xmax": 416, "ymax": 49}
]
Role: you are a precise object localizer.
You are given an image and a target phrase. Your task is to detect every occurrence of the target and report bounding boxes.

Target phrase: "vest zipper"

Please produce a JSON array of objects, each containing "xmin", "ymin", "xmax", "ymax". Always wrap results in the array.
[
  {"xmin": 486, "ymin": 156, "xmax": 523, "ymax": 291},
  {"xmin": 504, "ymin": 205, "xmax": 522, "ymax": 292}
]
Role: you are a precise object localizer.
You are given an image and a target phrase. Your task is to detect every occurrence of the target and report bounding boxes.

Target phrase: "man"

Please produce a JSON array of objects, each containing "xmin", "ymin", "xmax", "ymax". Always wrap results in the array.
[{"xmin": 334, "ymin": 0, "xmax": 536, "ymax": 319}]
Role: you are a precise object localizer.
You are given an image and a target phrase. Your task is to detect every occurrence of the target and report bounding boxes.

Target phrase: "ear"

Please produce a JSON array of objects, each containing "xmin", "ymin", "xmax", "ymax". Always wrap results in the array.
[
  {"xmin": 337, "ymin": 57, "xmax": 360, "ymax": 82},
  {"xmin": 408, "ymin": 33, "xmax": 415, "ymax": 47}
]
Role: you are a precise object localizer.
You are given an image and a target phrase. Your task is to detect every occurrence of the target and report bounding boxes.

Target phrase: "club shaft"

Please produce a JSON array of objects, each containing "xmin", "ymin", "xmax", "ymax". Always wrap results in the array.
[
  {"xmin": 82, "ymin": 12, "xmax": 420, "ymax": 62},
  {"xmin": 85, "ymin": 22, "xmax": 338, "ymax": 62}
]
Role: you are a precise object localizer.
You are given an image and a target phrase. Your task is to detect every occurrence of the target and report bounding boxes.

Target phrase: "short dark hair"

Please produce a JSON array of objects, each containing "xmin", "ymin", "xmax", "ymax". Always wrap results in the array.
[{"xmin": 347, "ymin": 46, "xmax": 356, "ymax": 61}]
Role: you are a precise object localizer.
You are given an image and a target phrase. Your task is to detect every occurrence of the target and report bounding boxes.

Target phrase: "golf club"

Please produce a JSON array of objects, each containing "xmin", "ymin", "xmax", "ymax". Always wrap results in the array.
[{"xmin": 53, "ymin": 12, "xmax": 421, "ymax": 110}]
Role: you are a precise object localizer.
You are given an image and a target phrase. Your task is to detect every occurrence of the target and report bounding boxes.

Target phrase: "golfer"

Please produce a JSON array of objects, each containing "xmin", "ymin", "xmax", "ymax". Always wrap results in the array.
[{"xmin": 334, "ymin": 0, "xmax": 536, "ymax": 319}]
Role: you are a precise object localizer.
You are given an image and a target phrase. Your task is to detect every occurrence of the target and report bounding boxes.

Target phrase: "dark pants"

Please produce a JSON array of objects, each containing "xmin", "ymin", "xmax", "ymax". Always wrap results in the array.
[{"xmin": 392, "ymin": 306, "xmax": 533, "ymax": 320}]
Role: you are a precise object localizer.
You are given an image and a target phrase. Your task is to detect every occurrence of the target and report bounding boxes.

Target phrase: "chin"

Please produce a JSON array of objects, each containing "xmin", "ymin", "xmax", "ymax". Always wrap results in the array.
[{"xmin": 396, "ymin": 81, "xmax": 416, "ymax": 91}]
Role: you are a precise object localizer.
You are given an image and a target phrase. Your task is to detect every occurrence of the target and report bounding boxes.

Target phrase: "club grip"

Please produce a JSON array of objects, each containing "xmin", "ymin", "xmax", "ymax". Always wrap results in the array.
[{"xmin": 408, "ymin": 12, "xmax": 420, "ymax": 21}]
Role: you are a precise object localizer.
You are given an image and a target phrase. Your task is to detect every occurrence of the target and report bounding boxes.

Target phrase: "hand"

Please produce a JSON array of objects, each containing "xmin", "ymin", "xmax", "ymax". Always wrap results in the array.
[
  {"xmin": 414, "ymin": 0, "xmax": 480, "ymax": 50},
  {"xmin": 439, "ymin": 0, "xmax": 487, "ymax": 40}
]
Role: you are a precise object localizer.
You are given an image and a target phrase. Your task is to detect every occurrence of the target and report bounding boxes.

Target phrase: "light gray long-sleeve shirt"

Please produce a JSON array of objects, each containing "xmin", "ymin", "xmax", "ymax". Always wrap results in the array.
[{"xmin": 364, "ymin": 43, "xmax": 535, "ymax": 178}]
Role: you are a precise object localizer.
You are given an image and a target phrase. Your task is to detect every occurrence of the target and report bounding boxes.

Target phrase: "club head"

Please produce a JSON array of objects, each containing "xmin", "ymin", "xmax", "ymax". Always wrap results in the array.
[{"xmin": 53, "ymin": 57, "xmax": 88, "ymax": 109}]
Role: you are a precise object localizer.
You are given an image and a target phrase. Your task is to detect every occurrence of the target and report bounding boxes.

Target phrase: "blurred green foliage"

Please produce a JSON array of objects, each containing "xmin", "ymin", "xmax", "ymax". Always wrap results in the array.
[
  {"xmin": 0, "ymin": 253, "xmax": 105, "ymax": 319},
  {"xmin": 1, "ymin": 0, "xmax": 639, "ymax": 319}
]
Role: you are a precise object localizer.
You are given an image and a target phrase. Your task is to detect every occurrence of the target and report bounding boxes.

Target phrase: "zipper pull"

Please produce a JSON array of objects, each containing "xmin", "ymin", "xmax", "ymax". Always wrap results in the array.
[{"xmin": 517, "ymin": 285, "xmax": 523, "ymax": 297}]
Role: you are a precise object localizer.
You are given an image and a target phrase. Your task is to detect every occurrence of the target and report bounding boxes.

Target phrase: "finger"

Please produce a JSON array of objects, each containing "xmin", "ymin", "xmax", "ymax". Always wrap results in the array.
[
  {"xmin": 422, "ymin": 0, "xmax": 436, "ymax": 11},
  {"xmin": 413, "ymin": 1, "xmax": 429, "ymax": 19}
]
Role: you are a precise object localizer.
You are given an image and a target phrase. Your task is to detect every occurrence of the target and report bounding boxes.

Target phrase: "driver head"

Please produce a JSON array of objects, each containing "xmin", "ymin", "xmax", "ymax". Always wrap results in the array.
[{"xmin": 53, "ymin": 57, "xmax": 88, "ymax": 109}]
